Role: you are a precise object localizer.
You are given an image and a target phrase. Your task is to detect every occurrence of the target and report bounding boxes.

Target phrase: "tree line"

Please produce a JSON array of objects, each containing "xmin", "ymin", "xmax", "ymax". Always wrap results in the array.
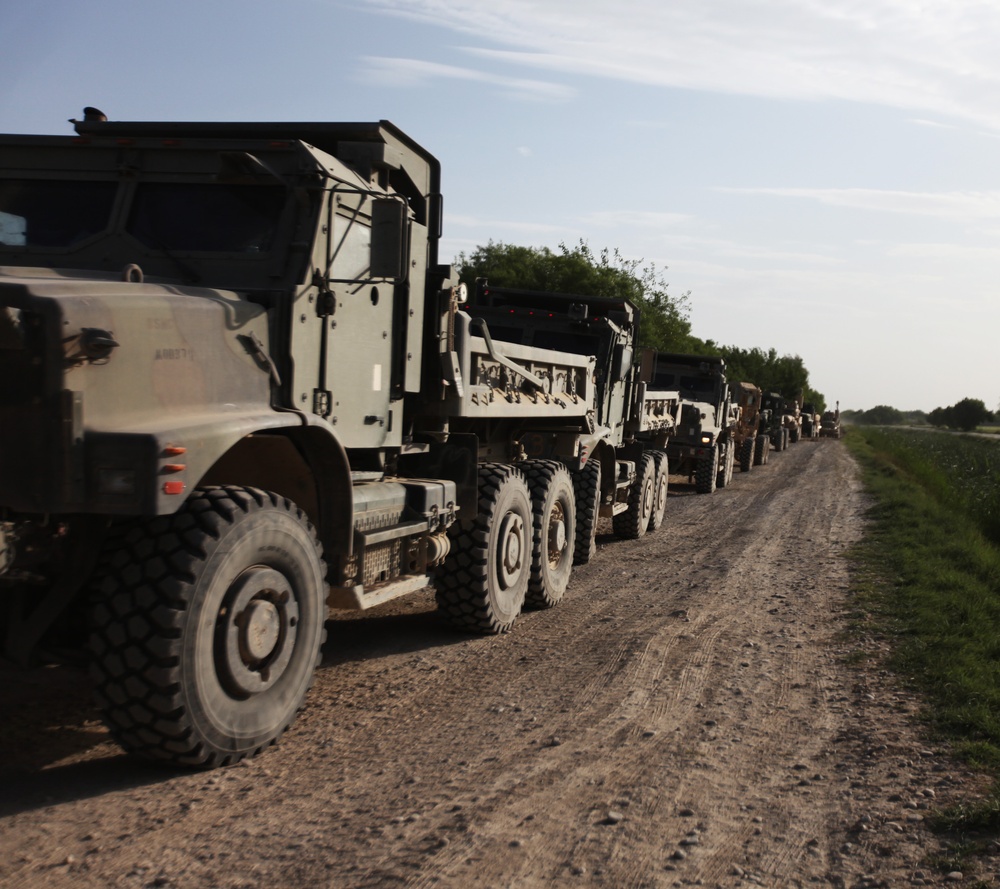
[
  {"xmin": 843, "ymin": 398, "xmax": 994, "ymax": 431},
  {"xmin": 456, "ymin": 240, "xmax": 824, "ymax": 410}
]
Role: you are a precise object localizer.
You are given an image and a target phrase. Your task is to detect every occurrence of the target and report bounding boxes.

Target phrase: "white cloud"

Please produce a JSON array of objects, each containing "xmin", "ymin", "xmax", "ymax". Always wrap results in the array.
[
  {"xmin": 716, "ymin": 186, "xmax": 1000, "ymax": 220},
  {"xmin": 363, "ymin": 0, "xmax": 1000, "ymax": 130},
  {"xmin": 359, "ymin": 56, "xmax": 575, "ymax": 102}
]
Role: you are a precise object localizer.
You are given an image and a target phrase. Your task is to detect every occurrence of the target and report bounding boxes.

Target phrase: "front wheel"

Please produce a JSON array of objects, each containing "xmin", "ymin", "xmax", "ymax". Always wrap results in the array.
[
  {"xmin": 695, "ymin": 446, "xmax": 718, "ymax": 494},
  {"xmin": 435, "ymin": 464, "xmax": 532, "ymax": 633},
  {"xmin": 739, "ymin": 437, "xmax": 754, "ymax": 473},
  {"xmin": 648, "ymin": 451, "xmax": 669, "ymax": 531},
  {"xmin": 89, "ymin": 486, "xmax": 327, "ymax": 768},
  {"xmin": 717, "ymin": 441, "xmax": 735, "ymax": 489},
  {"xmin": 754, "ymin": 434, "xmax": 770, "ymax": 466}
]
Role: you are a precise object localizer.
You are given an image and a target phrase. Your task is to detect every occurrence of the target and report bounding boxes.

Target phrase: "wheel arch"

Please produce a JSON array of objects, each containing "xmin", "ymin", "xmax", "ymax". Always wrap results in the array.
[{"xmin": 199, "ymin": 422, "xmax": 354, "ymax": 559}]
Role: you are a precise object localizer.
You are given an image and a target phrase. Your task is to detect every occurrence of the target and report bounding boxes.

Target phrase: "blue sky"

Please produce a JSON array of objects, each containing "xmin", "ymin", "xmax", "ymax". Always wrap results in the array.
[{"xmin": 3, "ymin": 0, "xmax": 999, "ymax": 412}]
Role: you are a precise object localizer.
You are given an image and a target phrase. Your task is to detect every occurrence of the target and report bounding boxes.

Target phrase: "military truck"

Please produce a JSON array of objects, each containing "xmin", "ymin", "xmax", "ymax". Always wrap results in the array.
[
  {"xmin": 0, "ymin": 111, "xmax": 667, "ymax": 768},
  {"xmin": 820, "ymin": 402, "xmax": 842, "ymax": 439},
  {"xmin": 468, "ymin": 281, "xmax": 680, "ymax": 551},
  {"xmin": 732, "ymin": 382, "xmax": 770, "ymax": 471},
  {"xmin": 761, "ymin": 392, "xmax": 790, "ymax": 452},
  {"xmin": 782, "ymin": 393, "xmax": 803, "ymax": 444},
  {"xmin": 801, "ymin": 402, "xmax": 821, "ymax": 440},
  {"xmin": 644, "ymin": 353, "xmax": 735, "ymax": 494}
]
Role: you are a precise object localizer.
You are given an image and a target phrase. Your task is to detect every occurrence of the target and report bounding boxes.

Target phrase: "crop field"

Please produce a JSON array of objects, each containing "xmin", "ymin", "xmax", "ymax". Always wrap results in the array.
[
  {"xmin": 847, "ymin": 427, "xmax": 1000, "ymax": 831},
  {"xmin": 862, "ymin": 427, "xmax": 1000, "ymax": 543}
]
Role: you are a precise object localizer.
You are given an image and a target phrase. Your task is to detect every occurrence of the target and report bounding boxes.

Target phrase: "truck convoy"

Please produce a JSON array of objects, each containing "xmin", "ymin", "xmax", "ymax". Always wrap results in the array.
[
  {"xmin": 0, "ymin": 111, "xmax": 690, "ymax": 768},
  {"xmin": 0, "ymin": 111, "xmax": 830, "ymax": 769}
]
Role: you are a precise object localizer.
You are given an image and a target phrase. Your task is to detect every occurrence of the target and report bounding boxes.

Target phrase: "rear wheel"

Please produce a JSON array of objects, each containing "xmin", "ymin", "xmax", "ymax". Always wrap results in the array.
[
  {"xmin": 523, "ymin": 461, "xmax": 575, "ymax": 609},
  {"xmin": 613, "ymin": 453, "xmax": 655, "ymax": 539},
  {"xmin": 435, "ymin": 464, "xmax": 531, "ymax": 633},
  {"xmin": 89, "ymin": 486, "xmax": 327, "ymax": 768},
  {"xmin": 695, "ymin": 446, "xmax": 718, "ymax": 494},
  {"xmin": 571, "ymin": 460, "xmax": 601, "ymax": 565},
  {"xmin": 648, "ymin": 451, "xmax": 669, "ymax": 531}
]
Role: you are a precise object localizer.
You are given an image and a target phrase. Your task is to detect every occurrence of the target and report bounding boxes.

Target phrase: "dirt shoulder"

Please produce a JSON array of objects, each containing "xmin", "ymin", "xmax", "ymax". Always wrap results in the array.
[{"xmin": 0, "ymin": 442, "xmax": 992, "ymax": 888}]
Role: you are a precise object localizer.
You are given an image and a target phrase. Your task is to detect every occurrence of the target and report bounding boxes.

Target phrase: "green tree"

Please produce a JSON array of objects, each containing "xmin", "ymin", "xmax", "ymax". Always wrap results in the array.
[
  {"xmin": 718, "ymin": 345, "xmax": 824, "ymax": 409},
  {"xmin": 928, "ymin": 399, "xmax": 992, "ymax": 431},
  {"xmin": 860, "ymin": 405, "xmax": 905, "ymax": 425},
  {"xmin": 455, "ymin": 240, "xmax": 702, "ymax": 353},
  {"xmin": 950, "ymin": 398, "xmax": 992, "ymax": 431}
]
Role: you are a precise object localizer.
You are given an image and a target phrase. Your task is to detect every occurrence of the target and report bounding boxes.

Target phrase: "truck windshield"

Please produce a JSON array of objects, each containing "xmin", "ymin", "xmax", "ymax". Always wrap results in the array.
[
  {"xmin": 0, "ymin": 179, "xmax": 118, "ymax": 248},
  {"xmin": 127, "ymin": 183, "xmax": 286, "ymax": 253}
]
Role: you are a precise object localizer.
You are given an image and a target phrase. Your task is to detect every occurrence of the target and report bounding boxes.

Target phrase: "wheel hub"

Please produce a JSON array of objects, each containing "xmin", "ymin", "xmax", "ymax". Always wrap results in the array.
[
  {"xmin": 497, "ymin": 512, "xmax": 525, "ymax": 589},
  {"xmin": 547, "ymin": 502, "xmax": 567, "ymax": 566},
  {"xmin": 216, "ymin": 566, "xmax": 299, "ymax": 698},
  {"xmin": 642, "ymin": 479, "xmax": 654, "ymax": 515},
  {"xmin": 241, "ymin": 598, "xmax": 281, "ymax": 661}
]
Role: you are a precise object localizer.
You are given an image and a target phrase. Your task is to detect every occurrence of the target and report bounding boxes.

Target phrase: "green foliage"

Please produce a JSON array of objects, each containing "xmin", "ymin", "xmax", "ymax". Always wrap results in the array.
[
  {"xmin": 929, "ymin": 398, "xmax": 994, "ymax": 432},
  {"xmin": 846, "ymin": 428, "xmax": 1000, "ymax": 790},
  {"xmin": 455, "ymin": 240, "xmax": 702, "ymax": 353},
  {"xmin": 717, "ymin": 345, "xmax": 823, "ymax": 408},
  {"xmin": 848, "ymin": 404, "xmax": 907, "ymax": 426}
]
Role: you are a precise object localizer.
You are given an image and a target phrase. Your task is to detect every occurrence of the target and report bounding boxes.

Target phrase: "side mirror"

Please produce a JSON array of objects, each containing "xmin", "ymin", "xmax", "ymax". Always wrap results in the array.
[{"xmin": 370, "ymin": 199, "xmax": 408, "ymax": 280}]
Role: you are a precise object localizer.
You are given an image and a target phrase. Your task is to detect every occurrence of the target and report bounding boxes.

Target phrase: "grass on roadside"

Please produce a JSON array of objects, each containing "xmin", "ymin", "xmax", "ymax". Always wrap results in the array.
[{"xmin": 845, "ymin": 427, "xmax": 1000, "ymax": 839}]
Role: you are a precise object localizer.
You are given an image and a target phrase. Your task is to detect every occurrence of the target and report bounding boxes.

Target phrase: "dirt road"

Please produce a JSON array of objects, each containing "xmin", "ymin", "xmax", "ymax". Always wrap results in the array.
[{"xmin": 0, "ymin": 441, "xmax": 991, "ymax": 888}]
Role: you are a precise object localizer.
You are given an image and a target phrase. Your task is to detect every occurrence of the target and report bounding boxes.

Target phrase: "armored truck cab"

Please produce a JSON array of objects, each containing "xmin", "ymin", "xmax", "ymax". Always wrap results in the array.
[
  {"xmin": 820, "ymin": 402, "xmax": 842, "ymax": 439},
  {"xmin": 0, "ymin": 112, "xmax": 610, "ymax": 767},
  {"xmin": 761, "ymin": 392, "xmax": 790, "ymax": 451},
  {"xmin": 733, "ymin": 382, "xmax": 770, "ymax": 470},
  {"xmin": 801, "ymin": 402, "xmax": 821, "ymax": 440},
  {"xmin": 645, "ymin": 353, "xmax": 734, "ymax": 494}
]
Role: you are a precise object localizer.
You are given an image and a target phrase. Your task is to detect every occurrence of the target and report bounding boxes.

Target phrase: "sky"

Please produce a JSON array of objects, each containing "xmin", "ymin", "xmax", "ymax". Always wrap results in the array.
[{"xmin": 3, "ymin": 0, "xmax": 999, "ymax": 412}]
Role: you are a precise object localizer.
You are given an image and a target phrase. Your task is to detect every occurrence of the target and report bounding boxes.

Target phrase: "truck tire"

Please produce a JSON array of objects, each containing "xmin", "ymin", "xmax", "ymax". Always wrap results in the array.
[
  {"xmin": 781, "ymin": 428, "xmax": 789, "ymax": 451},
  {"xmin": 695, "ymin": 446, "xmax": 717, "ymax": 494},
  {"xmin": 571, "ymin": 460, "xmax": 601, "ymax": 566},
  {"xmin": 717, "ymin": 441, "xmax": 735, "ymax": 489},
  {"xmin": 648, "ymin": 451, "xmax": 669, "ymax": 532},
  {"xmin": 789, "ymin": 426, "xmax": 800, "ymax": 444},
  {"xmin": 739, "ymin": 437, "xmax": 754, "ymax": 473},
  {"xmin": 613, "ymin": 453, "xmax": 655, "ymax": 539},
  {"xmin": 435, "ymin": 464, "xmax": 531, "ymax": 633},
  {"xmin": 89, "ymin": 486, "xmax": 327, "ymax": 768},
  {"xmin": 523, "ymin": 461, "xmax": 575, "ymax": 609},
  {"xmin": 754, "ymin": 433, "xmax": 770, "ymax": 466}
]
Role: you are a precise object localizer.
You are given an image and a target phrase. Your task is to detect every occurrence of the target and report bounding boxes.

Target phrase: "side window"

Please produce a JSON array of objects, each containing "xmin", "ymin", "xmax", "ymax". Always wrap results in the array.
[
  {"xmin": 0, "ymin": 179, "xmax": 117, "ymax": 248},
  {"xmin": 127, "ymin": 183, "xmax": 286, "ymax": 252}
]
